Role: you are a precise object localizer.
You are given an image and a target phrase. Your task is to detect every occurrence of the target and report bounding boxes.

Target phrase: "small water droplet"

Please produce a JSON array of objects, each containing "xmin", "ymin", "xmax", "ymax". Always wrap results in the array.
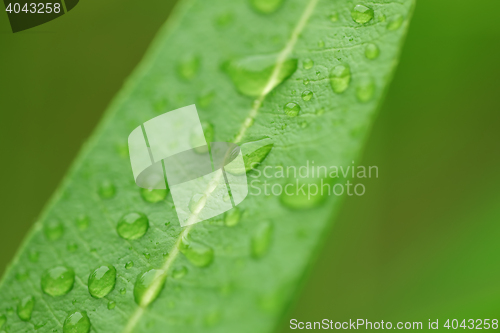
[
  {"xmin": 17, "ymin": 296, "xmax": 34, "ymax": 321},
  {"xmin": 280, "ymin": 177, "xmax": 328, "ymax": 209},
  {"xmin": 88, "ymin": 265, "xmax": 116, "ymax": 299},
  {"xmin": 28, "ymin": 250, "xmax": 39, "ymax": 263},
  {"xmin": 351, "ymin": 5, "xmax": 374, "ymax": 24},
  {"xmin": 329, "ymin": 12, "xmax": 339, "ymax": 22},
  {"xmin": 143, "ymin": 253, "xmax": 151, "ymax": 260},
  {"xmin": 75, "ymin": 215, "xmax": 89, "ymax": 231},
  {"xmin": 303, "ymin": 59, "xmax": 313, "ymax": 69},
  {"xmin": 224, "ymin": 207, "xmax": 241, "ymax": 227},
  {"xmin": 317, "ymin": 40, "xmax": 325, "ymax": 48},
  {"xmin": 162, "ymin": 252, "xmax": 169, "ymax": 259},
  {"xmin": 223, "ymin": 194, "xmax": 231, "ymax": 202},
  {"xmin": 188, "ymin": 194, "xmax": 205, "ymax": 213},
  {"xmin": 98, "ymin": 180, "xmax": 116, "ymax": 199},
  {"xmin": 63, "ymin": 311, "xmax": 90, "ymax": 333},
  {"xmin": 16, "ymin": 270, "xmax": 29, "ymax": 281},
  {"xmin": 119, "ymin": 288, "xmax": 126, "ymax": 295},
  {"xmin": 191, "ymin": 121, "xmax": 214, "ymax": 154},
  {"xmin": 365, "ymin": 43, "xmax": 380, "ymax": 59},
  {"xmin": 284, "ymin": 102, "xmax": 300, "ymax": 117},
  {"xmin": 41, "ymin": 266, "xmax": 75, "ymax": 297},
  {"xmin": 179, "ymin": 236, "xmax": 214, "ymax": 267},
  {"xmin": 301, "ymin": 90, "xmax": 313, "ymax": 101},
  {"xmin": 387, "ymin": 14, "xmax": 403, "ymax": 30},
  {"xmin": 177, "ymin": 55, "xmax": 200, "ymax": 81},
  {"xmin": 315, "ymin": 108, "xmax": 325, "ymax": 115},
  {"xmin": 356, "ymin": 78, "xmax": 376, "ymax": 103},
  {"xmin": 223, "ymin": 54, "xmax": 297, "ymax": 97},
  {"xmin": 67, "ymin": 242, "xmax": 78, "ymax": 252},
  {"xmin": 251, "ymin": 222, "xmax": 273, "ymax": 259},
  {"xmin": 117, "ymin": 212, "xmax": 149, "ymax": 240},
  {"xmin": 44, "ymin": 221, "xmax": 64, "ymax": 241},
  {"xmin": 134, "ymin": 269, "xmax": 167, "ymax": 307},
  {"xmin": 125, "ymin": 261, "xmax": 134, "ymax": 269},
  {"xmin": 172, "ymin": 266, "xmax": 188, "ymax": 279},
  {"xmin": 107, "ymin": 301, "xmax": 116, "ymax": 310},
  {"xmin": 330, "ymin": 64, "xmax": 351, "ymax": 94},
  {"xmin": 240, "ymin": 138, "xmax": 274, "ymax": 172},
  {"xmin": 250, "ymin": 0, "xmax": 283, "ymax": 14},
  {"xmin": 303, "ymin": 79, "xmax": 309, "ymax": 85},
  {"xmin": 140, "ymin": 188, "xmax": 168, "ymax": 203}
]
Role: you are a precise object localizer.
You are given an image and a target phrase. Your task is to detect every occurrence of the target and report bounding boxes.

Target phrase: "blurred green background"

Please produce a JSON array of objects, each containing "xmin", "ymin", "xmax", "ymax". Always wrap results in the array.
[{"xmin": 1, "ymin": 0, "xmax": 499, "ymax": 329}]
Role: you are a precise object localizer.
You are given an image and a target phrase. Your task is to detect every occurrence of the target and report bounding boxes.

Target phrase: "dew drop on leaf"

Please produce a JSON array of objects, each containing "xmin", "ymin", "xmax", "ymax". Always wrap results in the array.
[
  {"xmin": 143, "ymin": 253, "xmax": 151, "ymax": 260},
  {"xmin": 365, "ymin": 43, "xmax": 380, "ymax": 60},
  {"xmin": 116, "ymin": 212, "xmax": 149, "ymax": 240},
  {"xmin": 44, "ymin": 220, "xmax": 64, "ymax": 241},
  {"xmin": 75, "ymin": 214, "xmax": 89, "ymax": 231},
  {"xmin": 125, "ymin": 261, "xmax": 134, "ymax": 269},
  {"xmin": 284, "ymin": 102, "xmax": 301, "ymax": 117},
  {"xmin": 179, "ymin": 236, "xmax": 214, "ymax": 267},
  {"xmin": 177, "ymin": 55, "xmax": 200, "ymax": 81},
  {"xmin": 119, "ymin": 288, "xmax": 126, "ymax": 295},
  {"xmin": 133, "ymin": 269, "xmax": 167, "ymax": 307},
  {"xmin": 188, "ymin": 194, "xmax": 205, "ymax": 213},
  {"xmin": 280, "ymin": 177, "xmax": 328, "ymax": 209},
  {"xmin": 107, "ymin": 301, "xmax": 116, "ymax": 310},
  {"xmin": 301, "ymin": 90, "xmax": 313, "ymax": 101},
  {"xmin": 172, "ymin": 266, "xmax": 188, "ymax": 279},
  {"xmin": 224, "ymin": 207, "xmax": 241, "ymax": 227},
  {"xmin": 41, "ymin": 266, "xmax": 75, "ymax": 297},
  {"xmin": 303, "ymin": 79, "xmax": 309, "ymax": 85},
  {"xmin": 330, "ymin": 64, "xmax": 351, "ymax": 94},
  {"xmin": 140, "ymin": 188, "xmax": 168, "ymax": 203},
  {"xmin": 317, "ymin": 40, "xmax": 325, "ymax": 48},
  {"xmin": 28, "ymin": 250, "xmax": 39, "ymax": 263},
  {"xmin": 88, "ymin": 265, "xmax": 116, "ymax": 299},
  {"xmin": 98, "ymin": 180, "xmax": 116, "ymax": 199},
  {"xmin": 356, "ymin": 78, "xmax": 376, "ymax": 103},
  {"xmin": 63, "ymin": 311, "xmax": 90, "ymax": 333},
  {"xmin": 329, "ymin": 12, "xmax": 339, "ymax": 22},
  {"xmin": 387, "ymin": 14, "xmax": 404, "ymax": 30},
  {"xmin": 251, "ymin": 222, "xmax": 273, "ymax": 259},
  {"xmin": 303, "ymin": 59, "xmax": 313, "ymax": 69},
  {"xmin": 351, "ymin": 5, "xmax": 374, "ymax": 24},
  {"xmin": 17, "ymin": 296, "xmax": 34, "ymax": 322},
  {"xmin": 240, "ymin": 138, "xmax": 274, "ymax": 172},
  {"xmin": 250, "ymin": 0, "xmax": 283, "ymax": 14}
]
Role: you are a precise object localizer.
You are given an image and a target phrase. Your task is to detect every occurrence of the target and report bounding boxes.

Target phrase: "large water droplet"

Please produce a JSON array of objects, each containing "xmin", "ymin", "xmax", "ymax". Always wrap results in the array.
[
  {"xmin": 330, "ymin": 64, "xmax": 351, "ymax": 94},
  {"xmin": 365, "ymin": 43, "xmax": 380, "ymax": 59},
  {"xmin": 75, "ymin": 215, "xmax": 89, "ymax": 231},
  {"xmin": 251, "ymin": 222, "xmax": 273, "ymax": 259},
  {"xmin": 177, "ymin": 55, "xmax": 200, "ymax": 81},
  {"xmin": 301, "ymin": 90, "xmax": 313, "ymax": 101},
  {"xmin": 140, "ymin": 188, "xmax": 168, "ymax": 203},
  {"xmin": 387, "ymin": 14, "xmax": 403, "ymax": 30},
  {"xmin": 134, "ymin": 269, "xmax": 167, "ymax": 308},
  {"xmin": 223, "ymin": 54, "xmax": 297, "ymax": 97},
  {"xmin": 356, "ymin": 78, "xmax": 376, "ymax": 103},
  {"xmin": 41, "ymin": 266, "xmax": 75, "ymax": 297},
  {"xmin": 172, "ymin": 266, "xmax": 188, "ymax": 279},
  {"xmin": 240, "ymin": 138, "xmax": 274, "ymax": 172},
  {"xmin": 44, "ymin": 220, "xmax": 64, "ymax": 241},
  {"xmin": 179, "ymin": 236, "xmax": 214, "ymax": 267},
  {"xmin": 351, "ymin": 5, "xmax": 374, "ymax": 24},
  {"xmin": 303, "ymin": 59, "xmax": 313, "ymax": 70},
  {"xmin": 224, "ymin": 207, "xmax": 241, "ymax": 227},
  {"xmin": 284, "ymin": 102, "xmax": 300, "ymax": 117},
  {"xmin": 190, "ymin": 122, "xmax": 214, "ymax": 154},
  {"xmin": 250, "ymin": 0, "xmax": 283, "ymax": 14},
  {"xmin": 17, "ymin": 296, "xmax": 34, "ymax": 321},
  {"xmin": 63, "ymin": 311, "xmax": 90, "ymax": 333},
  {"xmin": 88, "ymin": 265, "xmax": 116, "ymax": 299},
  {"xmin": 117, "ymin": 212, "xmax": 149, "ymax": 240},
  {"xmin": 98, "ymin": 180, "xmax": 116, "ymax": 199}
]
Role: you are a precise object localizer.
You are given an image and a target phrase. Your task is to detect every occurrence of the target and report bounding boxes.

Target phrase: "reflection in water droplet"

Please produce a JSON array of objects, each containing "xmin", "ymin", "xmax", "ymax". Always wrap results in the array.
[
  {"xmin": 250, "ymin": 0, "xmax": 283, "ymax": 14},
  {"xmin": 351, "ymin": 5, "xmax": 374, "ymax": 24},
  {"xmin": 177, "ymin": 55, "xmax": 200, "ymax": 81},
  {"xmin": 224, "ymin": 207, "xmax": 241, "ymax": 227},
  {"xmin": 75, "ymin": 215, "xmax": 89, "ymax": 231},
  {"xmin": 191, "ymin": 122, "xmax": 214, "ymax": 154},
  {"xmin": 28, "ymin": 250, "xmax": 39, "ymax": 263},
  {"xmin": 179, "ymin": 236, "xmax": 214, "ymax": 267},
  {"xmin": 88, "ymin": 265, "xmax": 116, "ymax": 299},
  {"xmin": 125, "ymin": 261, "xmax": 134, "ymax": 269},
  {"xmin": 330, "ymin": 64, "xmax": 351, "ymax": 94},
  {"xmin": 284, "ymin": 102, "xmax": 301, "ymax": 117},
  {"xmin": 251, "ymin": 222, "xmax": 273, "ymax": 259},
  {"xmin": 223, "ymin": 54, "xmax": 297, "ymax": 97},
  {"xmin": 134, "ymin": 269, "xmax": 167, "ymax": 307},
  {"xmin": 172, "ymin": 266, "xmax": 188, "ymax": 279},
  {"xmin": 188, "ymin": 194, "xmax": 205, "ymax": 213},
  {"xmin": 117, "ymin": 212, "xmax": 149, "ymax": 240},
  {"xmin": 98, "ymin": 180, "xmax": 116, "ymax": 199},
  {"xmin": 17, "ymin": 296, "xmax": 34, "ymax": 321},
  {"xmin": 365, "ymin": 43, "xmax": 380, "ymax": 59},
  {"xmin": 67, "ymin": 243, "xmax": 78, "ymax": 252},
  {"xmin": 387, "ymin": 14, "xmax": 403, "ymax": 30},
  {"xmin": 356, "ymin": 78, "xmax": 376, "ymax": 103},
  {"xmin": 303, "ymin": 59, "xmax": 313, "ymax": 69},
  {"xmin": 63, "ymin": 311, "xmax": 90, "ymax": 333},
  {"xmin": 301, "ymin": 90, "xmax": 313, "ymax": 101},
  {"xmin": 329, "ymin": 12, "xmax": 339, "ymax": 22},
  {"xmin": 41, "ymin": 266, "xmax": 75, "ymax": 297},
  {"xmin": 44, "ymin": 221, "xmax": 64, "ymax": 241},
  {"xmin": 107, "ymin": 301, "xmax": 116, "ymax": 310},
  {"xmin": 140, "ymin": 188, "xmax": 168, "ymax": 203}
]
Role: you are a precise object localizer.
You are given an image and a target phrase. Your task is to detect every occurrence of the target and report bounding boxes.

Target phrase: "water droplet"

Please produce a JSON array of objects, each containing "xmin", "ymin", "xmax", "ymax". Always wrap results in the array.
[
  {"xmin": 223, "ymin": 194, "xmax": 231, "ymax": 202},
  {"xmin": 378, "ymin": 13, "xmax": 386, "ymax": 22},
  {"xmin": 303, "ymin": 59, "xmax": 313, "ymax": 69},
  {"xmin": 250, "ymin": 0, "xmax": 283, "ymax": 14},
  {"xmin": 41, "ymin": 266, "xmax": 75, "ymax": 297},
  {"xmin": 17, "ymin": 296, "xmax": 34, "ymax": 321},
  {"xmin": 98, "ymin": 180, "xmax": 116, "ymax": 199},
  {"xmin": 197, "ymin": 91, "xmax": 215, "ymax": 108},
  {"xmin": 140, "ymin": 188, "xmax": 168, "ymax": 203},
  {"xmin": 63, "ymin": 311, "xmax": 90, "ymax": 333},
  {"xmin": 280, "ymin": 177, "xmax": 329, "ymax": 209},
  {"xmin": 44, "ymin": 221, "xmax": 64, "ymax": 241},
  {"xmin": 188, "ymin": 194, "xmax": 205, "ymax": 213},
  {"xmin": 329, "ymin": 12, "xmax": 339, "ymax": 22},
  {"xmin": 179, "ymin": 236, "xmax": 214, "ymax": 267},
  {"xmin": 67, "ymin": 242, "xmax": 78, "ymax": 252},
  {"xmin": 143, "ymin": 253, "xmax": 150, "ymax": 260},
  {"xmin": 134, "ymin": 269, "xmax": 167, "ymax": 307},
  {"xmin": 88, "ymin": 265, "xmax": 116, "ymax": 299},
  {"xmin": 303, "ymin": 79, "xmax": 309, "ymax": 85},
  {"xmin": 284, "ymin": 102, "xmax": 300, "ymax": 117},
  {"xmin": 119, "ymin": 288, "xmax": 126, "ymax": 295},
  {"xmin": 177, "ymin": 55, "xmax": 200, "ymax": 81},
  {"xmin": 251, "ymin": 222, "xmax": 273, "ymax": 259},
  {"xmin": 318, "ymin": 40, "xmax": 325, "ymax": 48},
  {"xmin": 16, "ymin": 270, "xmax": 29, "ymax": 281},
  {"xmin": 125, "ymin": 261, "xmax": 134, "ymax": 269},
  {"xmin": 117, "ymin": 212, "xmax": 149, "ymax": 240},
  {"xmin": 356, "ymin": 78, "xmax": 376, "ymax": 103},
  {"xmin": 191, "ymin": 121, "xmax": 214, "ymax": 154},
  {"xmin": 224, "ymin": 207, "xmax": 241, "ymax": 227},
  {"xmin": 315, "ymin": 108, "xmax": 325, "ymax": 115},
  {"xmin": 387, "ymin": 14, "xmax": 403, "ymax": 30},
  {"xmin": 28, "ymin": 250, "xmax": 39, "ymax": 263},
  {"xmin": 351, "ymin": 5, "xmax": 374, "ymax": 24},
  {"xmin": 172, "ymin": 266, "xmax": 188, "ymax": 279},
  {"xmin": 301, "ymin": 90, "xmax": 313, "ymax": 101},
  {"xmin": 240, "ymin": 138, "xmax": 274, "ymax": 172},
  {"xmin": 75, "ymin": 215, "xmax": 89, "ymax": 231},
  {"xmin": 223, "ymin": 54, "xmax": 297, "ymax": 97},
  {"xmin": 365, "ymin": 43, "xmax": 380, "ymax": 59},
  {"xmin": 107, "ymin": 301, "xmax": 116, "ymax": 310},
  {"xmin": 330, "ymin": 64, "xmax": 351, "ymax": 94}
]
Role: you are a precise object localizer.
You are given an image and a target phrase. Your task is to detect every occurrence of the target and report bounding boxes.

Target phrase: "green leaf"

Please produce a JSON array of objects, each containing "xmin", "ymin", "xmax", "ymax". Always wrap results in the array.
[{"xmin": 0, "ymin": 0, "xmax": 415, "ymax": 332}]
